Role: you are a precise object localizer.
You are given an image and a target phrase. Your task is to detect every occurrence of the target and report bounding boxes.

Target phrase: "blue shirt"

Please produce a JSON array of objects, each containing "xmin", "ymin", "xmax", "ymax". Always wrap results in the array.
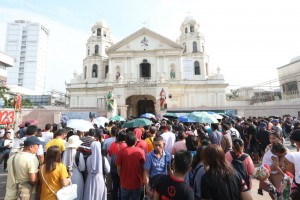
[{"xmin": 144, "ymin": 150, "xmax": 172, "ymax": 178}]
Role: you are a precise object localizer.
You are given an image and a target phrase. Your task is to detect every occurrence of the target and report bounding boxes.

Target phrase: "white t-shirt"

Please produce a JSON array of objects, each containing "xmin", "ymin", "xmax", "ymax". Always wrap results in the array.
[
  {"xmin": 262, "ymin": 150, "xmax": 278, "ymax": 174},
  {"xmin": 42, "ymin": 131, "xmax": 53, "ymax": 144},
  {"xmin": 161, "ymin": 131, "xmax": 176, "ymax": 154}
]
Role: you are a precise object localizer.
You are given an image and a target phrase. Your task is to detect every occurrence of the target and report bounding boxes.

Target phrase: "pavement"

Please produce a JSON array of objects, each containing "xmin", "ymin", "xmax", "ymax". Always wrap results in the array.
[{"xmin": 0, "ymin": 139, "xmax": 297, "ymax": 200}]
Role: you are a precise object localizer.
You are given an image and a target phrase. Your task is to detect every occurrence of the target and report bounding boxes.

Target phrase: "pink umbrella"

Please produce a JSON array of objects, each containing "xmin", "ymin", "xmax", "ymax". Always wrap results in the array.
[{"xmin": 18, "ymin": 119, "xmax": 38, "ymax": 128}]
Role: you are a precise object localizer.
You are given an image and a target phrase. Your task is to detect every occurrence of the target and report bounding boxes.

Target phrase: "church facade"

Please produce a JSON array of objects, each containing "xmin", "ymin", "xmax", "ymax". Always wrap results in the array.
[{"xmin": 66, "ymin": 16, "xmax": 228, "ymax": 118}]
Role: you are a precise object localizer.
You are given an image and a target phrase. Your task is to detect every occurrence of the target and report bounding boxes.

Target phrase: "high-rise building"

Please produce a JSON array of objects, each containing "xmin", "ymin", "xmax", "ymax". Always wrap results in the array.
[{"xmin": 5, "ymin": 20, "xmax": 49, "ymax": 94}]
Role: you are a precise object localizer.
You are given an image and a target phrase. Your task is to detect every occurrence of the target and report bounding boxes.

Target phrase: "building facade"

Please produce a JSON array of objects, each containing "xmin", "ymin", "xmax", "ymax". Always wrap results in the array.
[
  {"xmin": 5, "ymin": 20, "xmax": 49, "ymax": 94},
  {"xmin": 277, "ymin": 56, "xmax": 300, "ymax": 100},
  {"xmin": 66, "ymin": 17, "xmax": 228, "ymax": 118},
  {"xmin": 0, "ymin": 51, "xmax": 14, "ymax": 86}
]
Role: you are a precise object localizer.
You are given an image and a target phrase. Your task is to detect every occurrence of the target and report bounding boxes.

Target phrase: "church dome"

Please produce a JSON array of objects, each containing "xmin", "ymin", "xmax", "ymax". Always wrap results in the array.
[{"xmin": 183, "ymin": 15, "xmax": 197, "ymax": 24}]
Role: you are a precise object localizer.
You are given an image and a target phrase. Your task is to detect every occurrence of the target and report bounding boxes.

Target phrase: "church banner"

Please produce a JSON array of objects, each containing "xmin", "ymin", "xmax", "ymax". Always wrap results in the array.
[{"xmin": 181, "ymin": 59, "xmax": 193, "ymax": 80}]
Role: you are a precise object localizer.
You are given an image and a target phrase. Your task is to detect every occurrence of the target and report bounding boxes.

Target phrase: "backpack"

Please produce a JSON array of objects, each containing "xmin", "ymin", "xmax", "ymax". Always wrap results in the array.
[
  {"xmin": 189, "ymin": 164, "xmax": 204, "ymax": 188},
  {"xmin": 230, "ymin": 151, "xmax": 250, "ymax": 189},
  {"xmin": 110, "ymin": 143, "xmax": 120, "ymax": 173}
]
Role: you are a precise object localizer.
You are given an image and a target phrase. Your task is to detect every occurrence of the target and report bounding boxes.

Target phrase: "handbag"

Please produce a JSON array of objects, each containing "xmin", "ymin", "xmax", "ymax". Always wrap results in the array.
[{"xmin": 41, "ymin": 165, "xmax": 77, "ymax": 200}]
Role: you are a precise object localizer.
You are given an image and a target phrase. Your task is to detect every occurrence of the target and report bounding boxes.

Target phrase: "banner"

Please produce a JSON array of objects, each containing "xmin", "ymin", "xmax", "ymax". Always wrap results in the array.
[
  {"xmin": 0, "ymin": 110, "xmax": 15, "ymax": 124},
  {"xmin": 181, "ymin": 59, "xmax": 193, "ymax": 80}
]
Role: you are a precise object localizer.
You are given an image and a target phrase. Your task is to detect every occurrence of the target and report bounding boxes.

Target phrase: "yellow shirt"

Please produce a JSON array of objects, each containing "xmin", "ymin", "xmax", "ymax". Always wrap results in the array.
[
  {"xmin": 40, "ymin": 163, "xmax": 69, "ymax": 200},
  {"xmin": 145, "ymin": 136, "xmax": 155, "ymax": 153},
  {"xmin": 46, "ymin": 138, "xmax": 65, "ymax": 152}
]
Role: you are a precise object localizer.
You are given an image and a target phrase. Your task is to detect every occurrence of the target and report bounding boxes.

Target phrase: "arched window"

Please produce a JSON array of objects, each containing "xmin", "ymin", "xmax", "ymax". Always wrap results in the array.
[
  {"xmin": 190, "ymin": 25, "xmax": 194, "ymax": 32},
  {"xmin": 84, "ymin": 66, "xmax": 87, "ymax": 79},
  {"xmin": 92, "ymin": 64, "xmax": 98, "ymax": 78},
  {"xmin": 105, "ymin": 65, "xmax": 109, "ymax": 78},
  {"xmin": 97, "ymin": 28, "xmax": 101, "ymax": 36},
  {"xmin": 193, "ymin": 41, "xmax": 197, "ymax": 52},
  {"xmin": 95, "ymin": 45, "xmax": 99, "ymax": 54},
  {"xmin": 185, "ymin": 28, "xmax": 188, "ymax": 33},
  {"xmin": 194, "ymin": 61, "xmax": 200, "ymax": 75}
]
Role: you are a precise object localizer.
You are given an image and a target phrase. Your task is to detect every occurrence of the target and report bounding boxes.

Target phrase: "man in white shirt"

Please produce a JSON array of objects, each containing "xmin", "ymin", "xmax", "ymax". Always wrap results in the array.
[
  {"xmin": 41, "ymin": 124, "xmax": 53, "ymax": 147},
  {"xmin": 160, "ymin": 124, "xmax": 175, "ymax": 154}
]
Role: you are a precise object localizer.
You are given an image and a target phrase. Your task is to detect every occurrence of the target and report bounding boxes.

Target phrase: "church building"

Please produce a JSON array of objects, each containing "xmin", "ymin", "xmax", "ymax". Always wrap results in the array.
[{"xmin": 66, "ymin": 16, "xmax": 228, "ymax": 118}]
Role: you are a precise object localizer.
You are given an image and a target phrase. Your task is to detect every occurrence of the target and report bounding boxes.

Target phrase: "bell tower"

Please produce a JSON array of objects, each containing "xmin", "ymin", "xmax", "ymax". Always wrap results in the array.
[
  {"xmin": 82, "ymin": 18, "xmax": 113, "ymax": 80},
  {"xmin": 179, "ymin": 15, "xmax": 209, "ymax": 79}
]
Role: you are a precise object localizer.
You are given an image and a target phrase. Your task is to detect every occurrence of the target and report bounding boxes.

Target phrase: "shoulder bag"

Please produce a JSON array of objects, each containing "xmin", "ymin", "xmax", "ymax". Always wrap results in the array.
[
  {"xmin": 41, "ymin": 165, "xmax": 77, "ymax": 200},
  {"xmin": 12, "ymin": 153, "xmax": 37, "ymax": 200}
]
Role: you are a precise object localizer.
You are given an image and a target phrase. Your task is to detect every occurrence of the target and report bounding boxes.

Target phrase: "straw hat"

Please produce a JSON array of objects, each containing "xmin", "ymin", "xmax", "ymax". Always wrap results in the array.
[{"xmin": 65, "ymin": 135, "xmax": 83, "ymax": 148}]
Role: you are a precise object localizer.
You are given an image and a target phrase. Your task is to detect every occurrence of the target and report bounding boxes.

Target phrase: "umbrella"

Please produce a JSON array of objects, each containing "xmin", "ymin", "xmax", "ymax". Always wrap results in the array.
[
  {"xmin": 94, "ymin": 117, "xmax": 109, "ymax": 128},
  {"xmin": 110, "ymin": 115, "xmax": 126, "ymax": 122},
  {"xmin": 122, "ymin": 118, "xmax": 153, "ymax": 128},
  {"xmin": 18, "ymin": 119, "xmax": 39, "ymax": 128},
  {"xmin": 178, "ymin": 116, "xmax": 196, "ymax": 123},
  {"xmin": 67, "ymin": 119, "xmax": 94, "ymax": 132},
  {"xmin": 218, "ymin": 113, "xmax": 229, "ymax": 119},
  {"xmin": 187, "ymin": 112, "xmax": 218, "ymax": 124},
  {"xmin": 140, "ymin": 113, "xmax": 156, "ymax": 119},
  {"xmin": 207, "ymin": 112, "xmax": 223, "ymax": 120},
  {"xmin": 163, "ymin": 113, "xmax": 179, "ymax": 119}
]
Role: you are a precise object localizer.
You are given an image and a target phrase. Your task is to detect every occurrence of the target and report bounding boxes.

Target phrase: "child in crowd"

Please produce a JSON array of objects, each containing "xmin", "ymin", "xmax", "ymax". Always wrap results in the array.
[{"xmin": 257, "ymin": 143, "xmax": 287, "ymax": 199}]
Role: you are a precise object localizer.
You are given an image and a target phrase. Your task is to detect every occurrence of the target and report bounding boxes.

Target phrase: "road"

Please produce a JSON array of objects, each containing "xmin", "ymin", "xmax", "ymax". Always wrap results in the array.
[{"xmin": 0, "ymin": 139, "xmax": 296, "ymax": 199}]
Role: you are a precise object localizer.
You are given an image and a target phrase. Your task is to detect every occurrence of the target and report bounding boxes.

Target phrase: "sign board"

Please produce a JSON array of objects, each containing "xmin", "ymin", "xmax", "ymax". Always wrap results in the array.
[
  {"xmin": 181, "ymin": 59, "xmax": 193, "ymax": 80},
  {"xmin": 0, "ymin": 110, "xmax": 15, "ymax": 124}
]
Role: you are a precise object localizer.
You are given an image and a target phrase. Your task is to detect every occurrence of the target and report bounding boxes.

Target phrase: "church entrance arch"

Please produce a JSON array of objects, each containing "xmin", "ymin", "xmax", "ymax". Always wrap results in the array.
[{"xmin": 126, "ymin": 95, "xmax": 156, "ymax": 119}]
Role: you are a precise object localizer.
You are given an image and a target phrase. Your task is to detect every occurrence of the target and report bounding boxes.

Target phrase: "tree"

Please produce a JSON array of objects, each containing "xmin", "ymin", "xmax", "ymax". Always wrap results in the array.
[{"xmin": 0, "ymin": 86, "xmax": 10, "ymax": 108}]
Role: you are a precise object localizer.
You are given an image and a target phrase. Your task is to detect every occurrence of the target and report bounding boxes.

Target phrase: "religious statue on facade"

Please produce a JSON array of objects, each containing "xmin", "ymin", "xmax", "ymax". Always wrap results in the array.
[
  {"xmin": 106, "ymin": 90, "xmax": 114, "ymax": 111},
  {"xmin": 118, "ymin": 74, "xmax": 124, "ymax": 83},
  {"xmin": 116, "ymin": 72, "xmax": 120, "ymax": 80},
  {"xmin": 170, "ymin": 68, "xmax": 175, "ymax": 78},
  {"xmin": 159, "ymin": 88, "xmax": 167, "ymax": 110},
  {"xmin": 13, "ymin": 93, "xmax": 22, "ymax": 112}
]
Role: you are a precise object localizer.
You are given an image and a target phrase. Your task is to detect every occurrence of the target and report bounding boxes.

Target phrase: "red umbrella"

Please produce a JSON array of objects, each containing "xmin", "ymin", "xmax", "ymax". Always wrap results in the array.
[{"xmin": 18, "ymin": 119, "xmax": 39, "ymax": 128}]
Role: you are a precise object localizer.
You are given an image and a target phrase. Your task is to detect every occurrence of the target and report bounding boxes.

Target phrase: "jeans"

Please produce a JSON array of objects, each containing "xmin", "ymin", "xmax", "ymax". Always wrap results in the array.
[
  {"xmin": 120, "ymin": 187, "xmax": 142, "ymax": 200},
  {"xmin": 0, "ymin": 153, "xmax": 9, "ymax": 170}
]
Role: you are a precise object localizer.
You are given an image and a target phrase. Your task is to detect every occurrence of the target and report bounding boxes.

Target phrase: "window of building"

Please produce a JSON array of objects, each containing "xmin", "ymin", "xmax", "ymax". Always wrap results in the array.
[
  {"xmin": 92, "ymin": 64, "xmax": 98, "ymax": 78},
  {"xmin": 194, "ymin": 61, "xmax": 200, "ymax": 75},
  {"xmin": 84, "ymin": 66, "xmax": 87, "ymax": 79},
  {"xmin": 97, "ymin": 28, "xmax": 101, "ymax": 36},
  {"xmin": 105, "ymin": 65, "xmax": 109, "ymax": 78},
  {"xmin": 190, "ymin": 25, "xmax": 194, "ymax": 32},
  {"xmin": 88, "ymin": 47, "xmax": 90, "ymax": 56},
  {"xmin": 183, "ymin": 43, "xmax": 186, "ymax": 53},
  {"xmin": 95, "ymin": 45, "xmax": 99, "ymax": 54},
  {"xmin": 282, "ymin": 81, "xmax": 298, "ymax": 93},
  {"xmin": 185, "ymin": 28, "xmax": 188, "ymax": 33},
  {"xmin": 193, "ymin": 41, "xmax": 197, "ymax": 52}
]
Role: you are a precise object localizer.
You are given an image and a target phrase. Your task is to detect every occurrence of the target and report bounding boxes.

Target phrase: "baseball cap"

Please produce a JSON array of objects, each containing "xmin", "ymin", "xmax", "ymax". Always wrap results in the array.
[
  {"xmin": 24, "ymin": 136, "xmax": 42, "ymax": 146},
  {"xmin": 271, "ymin": 119, "xmax": 279, "ymax": 123},
  {"xmin": 260, "ymin": 122, "xmax": 267, "ymax": 129}
]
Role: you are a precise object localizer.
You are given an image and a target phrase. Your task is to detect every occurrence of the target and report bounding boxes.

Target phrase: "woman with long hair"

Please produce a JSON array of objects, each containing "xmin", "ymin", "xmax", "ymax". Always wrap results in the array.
[
  {"xmin": 83, "ymin": 141, "xmax": 110, "ymax": 200},
  {"xmin": 225, "ymin": 138, "xmax": 255, "ymax": 190},
  {"xmin": 201, "ymin": 144, "xmax": 252, "ymax": 200},
  {"xmin": 40, "ymin": 145, "xmax": 70, "ymax": 200}
]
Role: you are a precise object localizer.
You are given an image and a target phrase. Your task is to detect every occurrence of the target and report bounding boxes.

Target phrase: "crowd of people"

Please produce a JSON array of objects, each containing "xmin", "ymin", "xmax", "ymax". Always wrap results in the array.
[{"xmin": 1, "ymin": 114, "xmax": 300, "ymax": 200}]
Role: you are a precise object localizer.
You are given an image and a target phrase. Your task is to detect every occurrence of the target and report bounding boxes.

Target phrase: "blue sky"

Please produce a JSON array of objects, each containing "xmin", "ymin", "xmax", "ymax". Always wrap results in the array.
[{"xmin": 1, "ymin": 0, "xmax": 300, "ymax": 92}]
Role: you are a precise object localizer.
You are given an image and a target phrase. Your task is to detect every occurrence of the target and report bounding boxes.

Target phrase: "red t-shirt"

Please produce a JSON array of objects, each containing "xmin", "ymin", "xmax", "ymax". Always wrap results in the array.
[
  {"xmin": 135, "ymin": 140, "xmax": 148, "ymax": 154},
  {"xmin": 108, "ymin": 142, "xmax": 127, "ymax": 157},
  {"xmin": 116, "ymin": 146, "xmax": 146, "ymax": 190}
]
